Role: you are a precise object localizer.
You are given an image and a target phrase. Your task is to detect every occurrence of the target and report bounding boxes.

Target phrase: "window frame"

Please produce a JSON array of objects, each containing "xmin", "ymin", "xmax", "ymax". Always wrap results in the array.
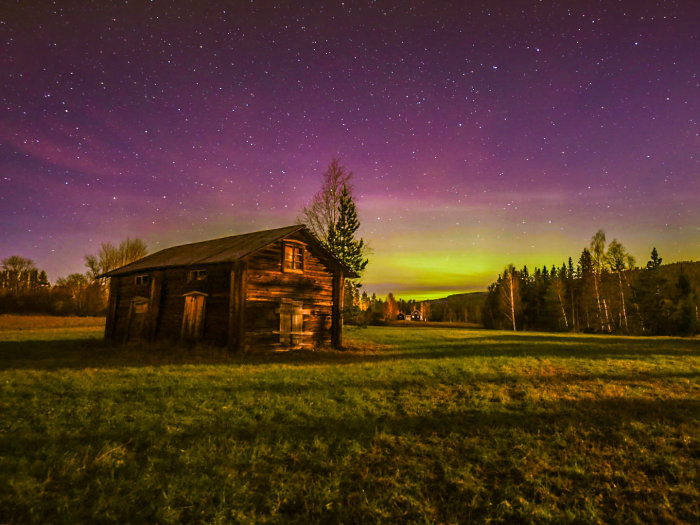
[
  {"xmin": 188, "ymin": 269, "xmax": 207, "ymax": 282},
  {"xmin": 134, "ymin": 274, "xmax": 151, "ymax": 286},
  {"xmin": 282, "ymin": 242, "xmax": 304, "ymax": 273}
]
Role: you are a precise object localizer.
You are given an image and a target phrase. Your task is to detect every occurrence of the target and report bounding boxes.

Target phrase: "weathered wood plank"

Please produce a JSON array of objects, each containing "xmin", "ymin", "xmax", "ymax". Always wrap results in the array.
[
  {"xmin": 105, "ymin": 277, "xmax": 120, "ymax": 342},
  {"xmin": 331, "ymin": 270, "xmax": 344, "ymax": 348},
  {"xmin": 148, "ymin": 271, "xmax": 163, "ymax": 342}
]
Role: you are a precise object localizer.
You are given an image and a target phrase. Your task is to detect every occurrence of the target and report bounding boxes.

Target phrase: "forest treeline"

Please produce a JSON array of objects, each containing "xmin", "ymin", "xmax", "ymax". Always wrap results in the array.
[
  {"xmin": 343, "ymin": 288, "xmax": 485, "ymax": 325},
  {"xmin": 0, "ymin": 239, "xmax": 147, "ymax": 316},
  {"xmin": 482, "ymin": 230, "xmax": 699, "ymax": 336},
  {"xmin": 3, "ymin": 229, "xmax": 698, "ymax": 338}
]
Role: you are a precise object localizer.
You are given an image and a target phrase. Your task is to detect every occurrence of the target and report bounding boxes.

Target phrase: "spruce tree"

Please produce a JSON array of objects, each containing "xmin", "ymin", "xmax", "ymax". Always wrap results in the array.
[
  {"xmin": 633, "ymin": 248, "xmax": 668, "ymax": 334},
  {"xmin": 327, "ymin": 184, "xmax": 368, "ymax": 276}
]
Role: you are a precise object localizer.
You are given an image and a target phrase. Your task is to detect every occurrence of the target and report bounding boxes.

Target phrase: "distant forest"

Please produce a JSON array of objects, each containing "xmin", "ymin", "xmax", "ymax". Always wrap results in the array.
[
  {"xmin": 350, "ymin": 233, "xmax": 698, "ymax": 337},
  {"xmin": 0, "ymin": 239, "xmax": 147, "ymax": 317},
  {"xmin": 482, "ymin": 238, "xmax": 699, "ymax": 336}
]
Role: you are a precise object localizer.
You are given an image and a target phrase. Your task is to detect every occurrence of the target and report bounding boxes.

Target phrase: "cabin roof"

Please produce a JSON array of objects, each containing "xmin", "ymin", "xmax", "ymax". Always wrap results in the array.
[{"xmin": 101, "ymin": 224, "xmax": 358, "ymax": 278}]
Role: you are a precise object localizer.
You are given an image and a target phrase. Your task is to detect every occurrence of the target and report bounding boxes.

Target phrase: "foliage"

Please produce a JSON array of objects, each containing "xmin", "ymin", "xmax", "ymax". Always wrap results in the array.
[
  {"xmin": 299, "ymin": 158, "xmax": 352, "ymax": 246},
  {"xmin": 0, "ymin": 322, "xmax": 698, "ymax": 523},
  {"xmin": 1, "ymin": 238, "xmax": 147, "ymax": 317},
  {"xmin": 86, "ymin": 237, "xmax": 148, "ymax": 278},
  {"xmin": 327, "ymin": 184, "xmax": 368, "ymax": 276},
  {"xmin": 483, "ymin": 233, "xmax": 699, "ymax": 336},
  {"xmin": 300, "ymin": 158, "xmax": 369, "ymax": 279},
  {"xmin": 427, "ymin": 292, "xmax": 487, "ymax": 325}
]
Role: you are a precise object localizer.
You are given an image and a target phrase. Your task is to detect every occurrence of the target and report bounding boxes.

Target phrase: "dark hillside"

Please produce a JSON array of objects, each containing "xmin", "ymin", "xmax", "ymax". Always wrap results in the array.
[{"xmin": 425, "ymin": 291, "xmax": 487, "ymax": 323}]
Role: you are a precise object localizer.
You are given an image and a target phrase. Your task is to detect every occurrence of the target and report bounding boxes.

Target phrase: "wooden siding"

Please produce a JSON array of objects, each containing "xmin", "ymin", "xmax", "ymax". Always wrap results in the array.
[
  {"xmin": 109, "ymin": 264, "xmax": 231, "ymax": 345},
  {"xmin": 245, "ymin": 235, "xmax": 334, "ymax": 350},
  {"xmin": 105, "ymin": 230, "xmax": 340, "ymax": 350}
]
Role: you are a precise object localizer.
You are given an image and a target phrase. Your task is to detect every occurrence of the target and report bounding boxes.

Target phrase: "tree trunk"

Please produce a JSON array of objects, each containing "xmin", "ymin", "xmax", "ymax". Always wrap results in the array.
[
  {"xmin": 602, "ymin": 298, "xmax": 611, "ymax": 332},
  {"xmin": 509, "ymin": 276, "xmax": 516, "ymax": 331},
  {"xmin": 557, "ymin": 289, "xmax": 569, "ymax": 329},
  {"xmin": 618, "ymin": 271, "xmax": 629, "ymax": 331}
]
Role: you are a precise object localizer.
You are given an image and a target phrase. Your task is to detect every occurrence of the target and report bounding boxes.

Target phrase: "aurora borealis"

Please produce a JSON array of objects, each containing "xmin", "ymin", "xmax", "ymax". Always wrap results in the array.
[{"xmin": 1, "ymin": 1, "xmax": 698, "ymax": 299}]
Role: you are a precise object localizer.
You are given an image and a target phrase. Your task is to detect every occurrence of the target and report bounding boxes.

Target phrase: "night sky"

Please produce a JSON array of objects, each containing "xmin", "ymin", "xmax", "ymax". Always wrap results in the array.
[{"xmin": 1, "ymin": 1, "xmax": 698, "ymax": 299}]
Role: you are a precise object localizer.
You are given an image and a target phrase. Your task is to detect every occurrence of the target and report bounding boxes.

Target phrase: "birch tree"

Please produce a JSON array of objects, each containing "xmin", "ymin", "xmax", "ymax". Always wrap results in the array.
[
  {"xmin": 299, "ymin": 158, "xmax": 352, "ymax": 246},
  {"xmin": 500, "ymin": 264, "xmax": 520, "ymax": 331},
  {"xmin": 605, "ymin": 239, "xmax": 635, "ymax": 331},
  {"xmin": 590, "ymin": 230, "xmax": 611, "ymax": 332}
]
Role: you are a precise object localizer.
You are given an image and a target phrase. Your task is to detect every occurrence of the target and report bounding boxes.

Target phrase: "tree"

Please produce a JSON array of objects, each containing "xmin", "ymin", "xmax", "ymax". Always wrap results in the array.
[
  {"xmin": 384, "ymin": 293, "xmax": 398, "ymax": 320},
  {"xmin": 605, "ymin": 239, "xmax": 635, "ymax": 331},
  {"xmin": 552, "ymin": 264, "xmax": 570, "ymax": 329},
  {"xmin": 576, "ymin": 248, "xmax": 595, "ymax": 330},
  {"xmin": 590, "ymin": 230, "xmax": 611, "ymax": 332},
  {"xmin": 646, "ymin": 247, "xmax": 662, "ymax": 270},
  {"xmin": 360, "ymin": 291, "xmax": 370, "ymax": 311},
  {"xmin": 420, "ymin": 301, "xmax": 431, "ymax": 322},
  {"xmin": 86, "ymin": 238, "xmax": 148, "ymax": 278},
  {"xmin": 1, "ymin": 256, "xmax": 37, "ymax": 295},
  {"xmin": 300, "ymin": 158, "xmax": 352, "ymax": 246},
  {"xmin": 327, "ymin": 184, "xmax": 368, "ymax": 276},
  {"xmin": 84, "ymin": 237, "xmax": 148, "ymax": 311},
  {"xmin": 300, "ymin": 158, "xmax": 368, "ymax": 277},
  {"xmin": 671, "ymin": 271, "xmax": 697, "ymax": 335},
  {"xmin": 633, "ymin": 248, "xmax": 668, "ymax": 334},
  {"xmin": 500, "ymin": 264, "xmax": 520, "ymax": 331}
]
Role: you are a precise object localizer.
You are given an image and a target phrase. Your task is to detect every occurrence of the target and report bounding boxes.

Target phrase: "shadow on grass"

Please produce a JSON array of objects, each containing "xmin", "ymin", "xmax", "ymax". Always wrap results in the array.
[
  {"xmin": 2, "ymin": 384, "xmax": 697, "ymax": 524},
  {"xmin": 0, "ymin": 330, "xmax": 698, "ymax": 372},
  {"xmin": 2, "ymin": 395, "xmax": 697, "ymax": 454}
]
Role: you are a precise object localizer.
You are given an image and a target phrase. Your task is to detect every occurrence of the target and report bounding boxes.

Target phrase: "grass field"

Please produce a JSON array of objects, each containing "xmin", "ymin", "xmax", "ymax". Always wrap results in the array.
[{"xmin": 0, "ymin": 318, "xmax": 698, "ymax": 523}]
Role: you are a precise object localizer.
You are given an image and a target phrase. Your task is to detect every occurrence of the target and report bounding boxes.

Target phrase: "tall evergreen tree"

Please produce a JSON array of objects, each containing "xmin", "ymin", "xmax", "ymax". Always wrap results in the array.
[
  {"xmin": 327, "ymin": 184, "xmax": 368, "ymax": 276},
  {"xmin": 671, "ymin": 270, "xmax": 697, "ymax": 335},
  {"xmin": 633, "ymin": 248, "xmax": 668, "ymax": 334},
  {"xmin": 646, "ymin": 247, "xmax": 662, "ymax": 270},
  {"xmin": 300, "ymin": 159, "xmax": 369, "ymax": 277},
  {"xmin": 577, "ymin": 248, "xmax": 595, "ymax": 330}
]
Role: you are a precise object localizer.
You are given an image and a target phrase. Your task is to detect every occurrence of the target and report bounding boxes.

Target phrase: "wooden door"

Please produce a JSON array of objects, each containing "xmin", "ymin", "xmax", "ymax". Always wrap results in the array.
[
  {"xmin": 127, "ymin": 297, "xmax": 149, "ymax": 342},
  {"xmin": 182, "ymin": 293, "xmax": 206, "ymax": 341}
]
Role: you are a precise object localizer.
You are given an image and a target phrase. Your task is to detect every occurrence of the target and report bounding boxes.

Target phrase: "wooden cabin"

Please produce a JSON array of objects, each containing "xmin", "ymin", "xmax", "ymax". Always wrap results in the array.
[{"xmin": 101, "ymin": 225, "xmax": 357, "ymax": 350}]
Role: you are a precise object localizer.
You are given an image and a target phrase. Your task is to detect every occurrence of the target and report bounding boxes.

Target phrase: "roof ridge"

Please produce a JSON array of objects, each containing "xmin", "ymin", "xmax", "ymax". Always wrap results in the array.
[
  {"xmin": 99, "ymin": 224, "xmax": 308, "ymax": 278},
  {"xmin": 195, "ymin": 224, "xmax": 304, "ymax": 263},
  {"xmin": 158, "ymin": 224, "xmax": 304, "ymax": 253}
]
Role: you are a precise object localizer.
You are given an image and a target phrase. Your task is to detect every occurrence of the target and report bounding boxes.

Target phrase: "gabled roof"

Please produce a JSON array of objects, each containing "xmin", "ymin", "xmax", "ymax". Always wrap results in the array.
[{"xmin": 101, "ymin": 224, "xmax": 358, "ymax": 278}]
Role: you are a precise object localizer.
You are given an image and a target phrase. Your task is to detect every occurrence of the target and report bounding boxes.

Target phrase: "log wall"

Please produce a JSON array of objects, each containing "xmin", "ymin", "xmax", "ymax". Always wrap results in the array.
[
  {"xmin": 106, "ymin": 232, "xmax": 340, "ymax": 350},
  {"xmin": 245, "ymin": 234, "xmax": 334, "ymax": 350},
  {"xmin": 110, "ymin": 264, "xmax": 231, "ymax": 346}
]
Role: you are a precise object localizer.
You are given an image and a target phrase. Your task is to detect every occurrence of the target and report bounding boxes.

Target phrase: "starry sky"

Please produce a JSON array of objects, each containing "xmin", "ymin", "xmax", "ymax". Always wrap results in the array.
[{"xmin": 1, "ymin": 1, "xmax": 698, "ymax": 299}]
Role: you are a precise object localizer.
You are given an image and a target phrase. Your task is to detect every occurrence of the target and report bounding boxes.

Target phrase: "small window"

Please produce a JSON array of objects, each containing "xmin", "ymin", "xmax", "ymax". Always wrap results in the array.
[
  {"xmin": 135, "ymin": 274, "xmax": 150, "ymax": 286},
  {"xmin": 188, "ymin": 269, "xmax": 207, "ymax": 281},
  {"xmin": 283, "ymin": 244, "xmax": 304, "ymax": 272}
]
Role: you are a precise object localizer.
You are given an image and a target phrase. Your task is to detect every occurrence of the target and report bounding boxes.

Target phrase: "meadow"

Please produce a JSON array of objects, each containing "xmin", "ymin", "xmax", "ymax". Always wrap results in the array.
[{"xmin": 0, "ymin": 316, "xmax": 698, "ymax": 524}]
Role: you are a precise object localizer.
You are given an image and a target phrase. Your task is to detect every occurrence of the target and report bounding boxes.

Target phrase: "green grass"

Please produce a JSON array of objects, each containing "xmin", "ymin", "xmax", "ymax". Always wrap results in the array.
[{"xmin": 0, "ymin": 321, "xmax": 698, "ymax": 524}]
